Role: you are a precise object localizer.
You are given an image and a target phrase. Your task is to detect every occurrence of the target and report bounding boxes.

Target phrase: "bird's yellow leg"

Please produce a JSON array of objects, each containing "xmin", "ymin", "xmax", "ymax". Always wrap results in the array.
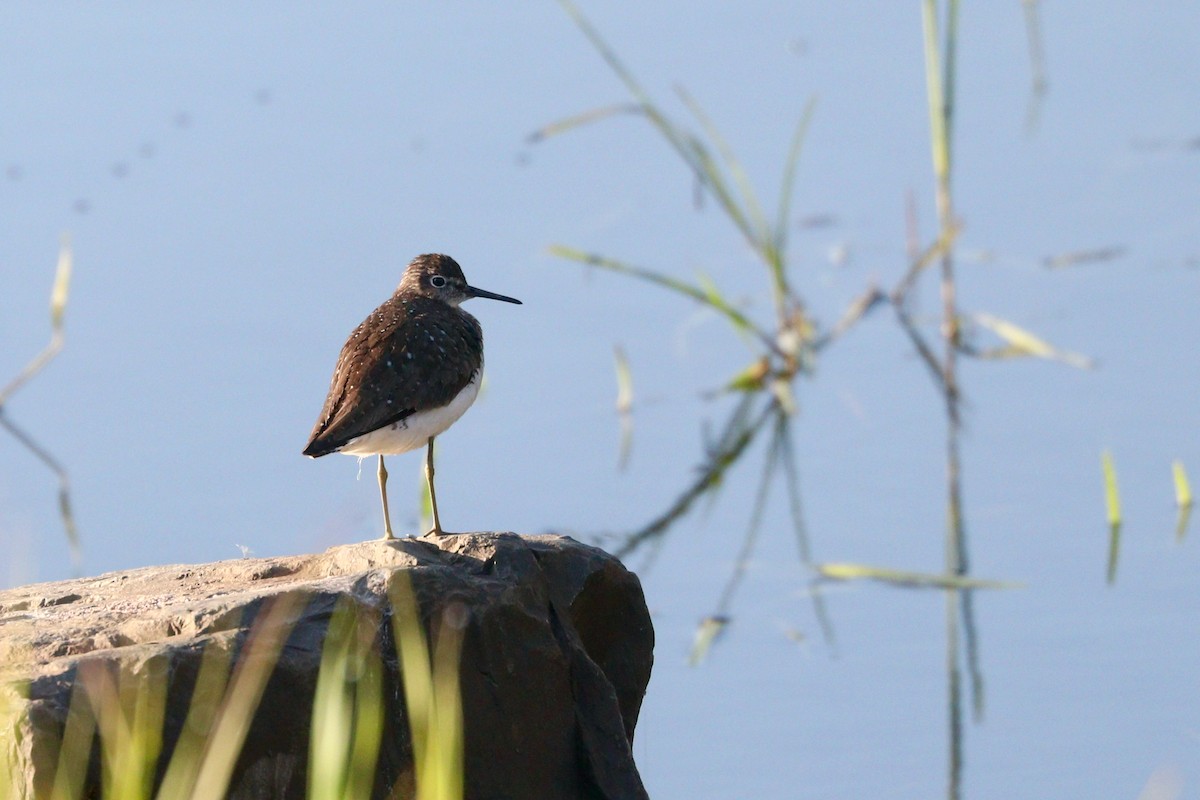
[
  {"xmin": 425, "ymin": 436, "xmax": 444, "ymax": 536},
  {"xmin": 378, "ymin": 454, "xmax": 395, "ymax": 540}
]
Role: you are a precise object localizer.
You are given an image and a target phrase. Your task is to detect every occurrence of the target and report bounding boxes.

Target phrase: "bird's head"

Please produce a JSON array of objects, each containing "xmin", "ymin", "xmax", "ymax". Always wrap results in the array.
[{"xmin": 398, "ymin": 254, "xmax": 522, "ymax": 308}]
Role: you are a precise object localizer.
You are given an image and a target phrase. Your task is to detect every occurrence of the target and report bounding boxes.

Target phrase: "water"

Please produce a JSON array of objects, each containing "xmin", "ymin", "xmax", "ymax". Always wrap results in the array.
[{"xmin": 1, "ymin": 3, "xmax": 1198, "ymax": 797}]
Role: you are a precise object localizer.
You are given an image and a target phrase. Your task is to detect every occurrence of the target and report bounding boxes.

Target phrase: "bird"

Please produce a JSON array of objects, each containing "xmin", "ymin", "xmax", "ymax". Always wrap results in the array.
[{"xmin": 303, "ymin": 253, "xmax": 521, "ymax": 539}]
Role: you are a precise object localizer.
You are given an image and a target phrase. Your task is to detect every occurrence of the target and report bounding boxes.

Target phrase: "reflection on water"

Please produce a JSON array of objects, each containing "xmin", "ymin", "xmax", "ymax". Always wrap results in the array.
[
  {"xmin": 544, "ymin": 1, "xmax": 1200, "ymax": 797},
  {"xmin": 0, "ymin": 237, "xmax": 79, "ymax": 572},
  {"xmin": 545, "ymin": 14, "xmax": 997, "ymax": 794}
]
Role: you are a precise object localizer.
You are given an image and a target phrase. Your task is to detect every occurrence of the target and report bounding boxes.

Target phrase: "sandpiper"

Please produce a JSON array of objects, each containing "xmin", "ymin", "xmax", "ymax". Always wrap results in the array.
[{"xmin": 303, "ymin": 253, "xmax": 521, "ymax": 538}]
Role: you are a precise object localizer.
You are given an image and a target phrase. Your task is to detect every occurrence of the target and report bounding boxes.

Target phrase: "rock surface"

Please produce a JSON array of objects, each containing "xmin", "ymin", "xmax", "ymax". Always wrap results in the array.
[{"xmin": 0, "ymin": 533, "xmax": 654, "ymax": 799}]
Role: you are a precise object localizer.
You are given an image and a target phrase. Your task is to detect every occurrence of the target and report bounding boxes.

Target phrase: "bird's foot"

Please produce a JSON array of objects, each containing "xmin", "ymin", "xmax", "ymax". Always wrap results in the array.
[{"xmin": 424, "ymin": 526, "xmax": 449, "ymax": 537}]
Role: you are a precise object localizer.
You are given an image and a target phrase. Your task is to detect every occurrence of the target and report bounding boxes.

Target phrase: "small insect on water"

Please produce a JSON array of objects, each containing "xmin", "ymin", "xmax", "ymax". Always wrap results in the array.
[{"xmin": 303, "ymin": 254, "xmax": 522, "ymax": 539}]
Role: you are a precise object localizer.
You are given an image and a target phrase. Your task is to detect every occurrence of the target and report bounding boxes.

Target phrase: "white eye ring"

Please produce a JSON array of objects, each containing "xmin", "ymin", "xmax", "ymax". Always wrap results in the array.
[{"xmin": 430, "ymin": 275, "xmax": 447, "ymax": 288}]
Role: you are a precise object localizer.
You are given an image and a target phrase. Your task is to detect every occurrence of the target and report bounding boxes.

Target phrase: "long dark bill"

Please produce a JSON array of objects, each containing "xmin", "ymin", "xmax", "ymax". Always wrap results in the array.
[{"xmin": 467, "ymin": 285, "xmax": 522, "ymax": 304}]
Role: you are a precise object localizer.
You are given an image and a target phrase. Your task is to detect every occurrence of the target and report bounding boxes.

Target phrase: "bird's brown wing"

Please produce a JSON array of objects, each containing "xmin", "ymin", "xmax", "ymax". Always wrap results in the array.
[{"xmin": 302, "ymin": 296, "xmax": 483, "ymax": 457}]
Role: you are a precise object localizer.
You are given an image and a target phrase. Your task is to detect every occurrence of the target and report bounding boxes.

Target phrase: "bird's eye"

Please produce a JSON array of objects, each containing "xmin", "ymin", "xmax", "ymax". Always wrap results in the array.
[{"xmin": 430, "ymin": 275, "xmax": 447, "ymax": 288}]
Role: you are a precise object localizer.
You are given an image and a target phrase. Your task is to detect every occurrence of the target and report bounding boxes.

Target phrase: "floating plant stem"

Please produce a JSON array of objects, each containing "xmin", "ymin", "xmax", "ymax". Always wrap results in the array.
[
  {"xmin": 613, "ymin": 345, "xmax": 634, "ymax": 470},
  {"xmin": 1102, "ymin": 449, "xmax": 1122, "ymax": 584},
  {"xmin": 1172, "ymin": 459, "xmax": 1192, "ymax": 509},
  {"xmin": 1173, "ymin": 459, "xmax": 1192, "ymax": 541},
  {"xmin": 0, "ymin": 235, "xmax": 80, "ymax": 569},
  {"xmin": 1102, "ymin": 449, "xmax": 1122, "ymax": 528}
]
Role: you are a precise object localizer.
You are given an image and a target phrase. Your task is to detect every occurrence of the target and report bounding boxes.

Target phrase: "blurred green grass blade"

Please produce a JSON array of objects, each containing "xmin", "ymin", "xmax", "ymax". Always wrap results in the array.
[
  {"xmin": 389, "ymin": 575, "xmax": 434, "ymax": 794},
  {"xmin": 310, "ymin": 601, "xmax": 357, "ymax": 799},
  {"xmin": 1175, "ymin": 505, "xmax": 1192, "ymax": 542},
  {"xmin": 428, "ymin": 608, "xmax": 466, "ymax": 800},
  {"xmin": 773, "ymin": 97, "xmax": 818, "ymax": 256},
  {"xmin": 921, "ymin": 0, "xmax": 950, "ymax": 186},
  {"xmin": 556, "ymin": 0, "xmax": 651, "ymax": 108},
  {"xmin": 310, "ymin": 600, "xmax": 384, "ymax": 800},
  {"xmin": 1021, "ymin": 0, "xmax": 1048, "ymax": 132},
  {"xmin": 698, "ymin": 394, "xmax": 758, "ymax": 515},
  {"xmin": 125, "ymin": 662, "xmax": 167, "ymax": 800},
  {"xmin": 526, "ymin": 102, "xmax": 642, "ymax": 143},
  {"xmin": 688, "ymin": 616, "xmax": 729, "ymax": 667},
  {"xmin": 0, "ymin": 682, "xmax": 27, "ymax": 800},
  {"xmin": 554, "ymin": 0, "xmax": 694, "ymax": 171},
  {"xmin": 390, "ymin": 575, "xmax": 464, "ymax": 800},
  {"xmin": 774, "ymin": 416, "xmax": 812, "ymax": 564},
  {"xmin": 156, "ymin": 638, "xmax": 235, "ymax": 800},
  {"xmin": 971, "ymin": 312, "xmax": 1095, "ymax": 369},
  {"xmin": 346, "ymin": 646, "xmax": 384, "ymax": 800},
  {"xmin": 712, "ymin": 392, "xmax": 757, "ymax": 455},
  {"xmin": 555, "ymin": 0, "xmax": 764, "ymax": 251},
  {"xmin": 675, "ymin": 86, "xmax": 769, "ymax": 247},
  {"xmin": 1172, "ymin": 459, "xmax": 1193, "ymax": 509},
  {"xmin": 550, "ymin": 246, "xmax": 770, "ymax": 343},
  {"xmin": 1022, "ymin": 0, "xmax": 1047, "ymax": 95},
  {"xmin": 76, "ymin": 663, "xmax": 122, "ymax": 800},
  {"xmin": 816, "ymin": 562, "xmax": 1022, "ymax": 590},
  {"xmin": 618, "ymin": 396, "xmax": 773, "ymax": 558},
  {"xmin": 190, "ymin": 594, "xmax": 303, "ymax": 800},
  {"xmin": 79, "ymin": 660, "xmax": 164, "ymax": 800},
  {"xmin": 680, "ymin": 132, "xmax": 759, "ymax": 248},
  {"xmin": 49, "ymin": 676, "xmax": 94, "ymax": 800},
  {"xmin": 695, "ymin": 273, "xmax": 753, "ymax": 337},
  {"xmin": 710, "ymin": 412, "xmax": 785, "ymax": 623},
  {"xmin": 942, "ymin": 0, "xmax": 961, "ymax": 169},
  {"xmin": 1102, "ymin": 449, "xmax": 1121, "ymax": 527},
  {"xmin": 1106, "ymin": 521, "xmax": 1121, "ymax": 585},
  {"xmin": 694, "ymin": 401, "xmax": 745, "ymax": 517}
]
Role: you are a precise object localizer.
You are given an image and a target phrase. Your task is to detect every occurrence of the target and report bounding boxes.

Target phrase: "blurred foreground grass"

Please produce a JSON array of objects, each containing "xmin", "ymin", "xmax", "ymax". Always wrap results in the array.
[{"xmin": 0, "ymin": 581, "xmax": 463, "ymax": 800}]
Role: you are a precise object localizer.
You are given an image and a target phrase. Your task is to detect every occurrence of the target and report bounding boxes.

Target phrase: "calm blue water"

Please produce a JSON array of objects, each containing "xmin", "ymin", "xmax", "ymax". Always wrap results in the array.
[{"xmin": 2, "ymin": 3, "xmax": 1198, "ymax": 797}]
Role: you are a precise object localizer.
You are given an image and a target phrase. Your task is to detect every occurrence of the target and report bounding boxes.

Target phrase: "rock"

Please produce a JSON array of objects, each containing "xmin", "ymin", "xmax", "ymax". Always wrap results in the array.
[{"xmin": 0, "ymin": 533, "xmax": 654, "ymax": 799}]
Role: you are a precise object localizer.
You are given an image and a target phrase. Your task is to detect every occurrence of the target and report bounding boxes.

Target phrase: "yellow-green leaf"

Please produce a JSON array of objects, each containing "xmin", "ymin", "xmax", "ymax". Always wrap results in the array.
[
  {"xmin": 972, "ymin": 312, "xmax": 1094, "ymax": 369},
  {"xmin": 526, "ymin": 103, "xmax": 643, "ymax": 144},
  {"xmin": 723, "ymin": 358, "xmax": 770, "ymax": 393},
  {"xmin": 1172, "ymin": 459, "xmax": 1193, "ymax": 509},
  {"xmin": 1102, "ymin": 449, "xmax": 1121, "ymax": 527},
  {"xmin": 613, "ymin": 345, "xmax": 634, "ymax": 415},
  {"xmin": 816, "ymin": 562, "xmax": 1022, "ymax": 590},
  {"xmin": 51, "ymin": 233, "xmax": 73, "ymax": 330},
  {"xmin": 687, "ymin": 615, "xmax": 728, "ymax": 667}
]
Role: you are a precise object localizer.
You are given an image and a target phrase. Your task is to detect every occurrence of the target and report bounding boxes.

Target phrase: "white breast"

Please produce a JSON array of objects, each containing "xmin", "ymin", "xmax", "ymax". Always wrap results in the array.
[{"xmin": 336, "ymin": 370, "xmax": 482, "ymax": 456}]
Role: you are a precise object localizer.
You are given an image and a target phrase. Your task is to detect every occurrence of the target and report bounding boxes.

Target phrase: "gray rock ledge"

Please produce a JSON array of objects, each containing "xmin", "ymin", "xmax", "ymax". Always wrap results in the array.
[{"xmin": 0, "ymin": 532, "xmax": 654, "ymax": 800}]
